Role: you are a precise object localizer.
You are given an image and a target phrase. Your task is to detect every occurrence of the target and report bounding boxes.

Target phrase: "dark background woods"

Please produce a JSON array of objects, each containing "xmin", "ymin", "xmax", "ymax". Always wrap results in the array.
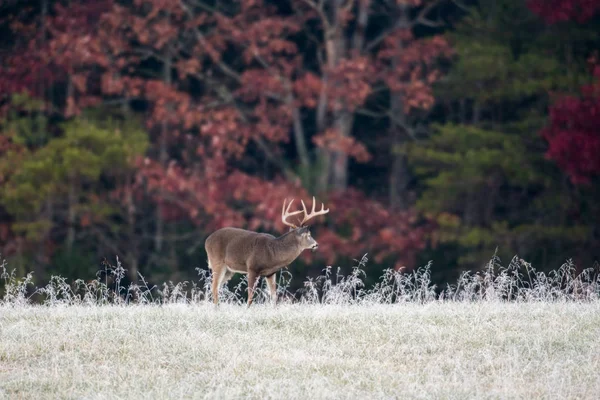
[{"xmin": 0, "ymin": 0, "xmax": 598, "ymax": 291}]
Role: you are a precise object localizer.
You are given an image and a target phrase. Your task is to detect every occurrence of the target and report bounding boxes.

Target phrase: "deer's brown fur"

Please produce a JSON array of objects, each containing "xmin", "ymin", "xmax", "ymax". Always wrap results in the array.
[{"xmin": 205, "ymin": 198, "xmax": 328, "ymax": 306}]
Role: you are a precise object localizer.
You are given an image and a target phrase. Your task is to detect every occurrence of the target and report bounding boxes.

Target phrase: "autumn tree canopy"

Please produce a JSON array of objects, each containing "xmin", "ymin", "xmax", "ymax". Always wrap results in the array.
[
  {"xmin": 0, "ymin": 0, "xmax": 598, "ymax": 288},
  {"xmin": 527, "ymin": 0, "xmax": 600, "ymax": 184}
]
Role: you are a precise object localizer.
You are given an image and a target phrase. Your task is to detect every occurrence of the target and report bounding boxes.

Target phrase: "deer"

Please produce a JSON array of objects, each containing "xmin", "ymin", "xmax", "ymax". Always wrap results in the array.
[{"xmin": 205, "ymin": 196, "xmax": 330, "ymax": 307}]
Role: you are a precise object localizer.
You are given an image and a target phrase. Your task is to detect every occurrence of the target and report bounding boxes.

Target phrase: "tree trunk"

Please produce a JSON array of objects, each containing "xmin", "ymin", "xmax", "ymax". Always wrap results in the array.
[
  {"xmin": 67, "ymin": 178, "xmax": 77, "ymax": 254},
  {"xmin": 315, "ymin": 74, "xmax": 330, "ymax": 194},
  {"xmin": 125, "ymin": 175, "xmax": 139, "ymax": 282},
  {"xmin": 473, "ymin": 100, "xmax": 481, "ymax": 126},
  {"xmin": 387, "ymin": 19, "xmax": 411, "ymax": 210},
  {"xmin": 388, "ymin": 95, "xmax": 411, "ymax": 210},
  {"xmin": 288, "ymin": 91, "xmax": 311, "ymax": 185},
  {"xmin": 389, "ymin": 152, "xmax": 410, "ymax": 210},
  {"xmin": 39, "ymin": 0, "xmax": 48, "ymax": 105},
  {"xmin": 331, "ymin": 110, "xmax": 353, "ymax": 190},
  {"xmin": 460, "ymin": 98, "xmax": 467, "ymax": 124},
  {"xmin": 320, "ymin": 1, "xmax": 352, "ymax": 192},
  {"xmin": 291, "ymin": 104, "xmax": 309, "ymax": 169},
  {"xmin": 314, "ymin": 0, "xmax": 370, "ymax": 193},
  {"xmin": 33, "ymin": 197, "xmax": 53, "ymax": 279},
  {"xmin": 328, "ymin": 0, "xmax": 369, "ymax": 192},
  {"xmin": 155, "ymin": 50, "xmax": 171, "ymax": 252}
]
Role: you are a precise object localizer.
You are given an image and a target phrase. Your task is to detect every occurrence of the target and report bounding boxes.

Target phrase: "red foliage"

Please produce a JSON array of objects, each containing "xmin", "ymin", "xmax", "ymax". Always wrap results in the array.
[
  {"xmin": 135, "ymin": 157, "xmax": 429, "ymax": 268},
  {"xmin": 293, "ymin": 72, "xmax": 322, "ymax": 108},
  {"xmin": 530, "ymin": 0, "xmax": 600, "ymax": 183},
  {"xmin": 527, "ymin": 0, "xmax": 600, "ymax": 23},
  {"xmin": 326, "ymin": 57, "xmax": 375, "ymax": 112},
  {"xmin": 318, "ymin": 189, "xmax": 431, "ymax": 270},
  {"xmin": 312, "ymin": 129, "xmax": 371, "ymax": 163},
  {"xmin": 0, "ymin": 0, "xmax": 437, "ymax": 271},
  {"xmin": 377, "ymin": 30, "xmax": 453, "ymax": 113},
  {"xmin": 135, "ymin": 157, "xmax": 308, "ymax": 232},
  {"xmin": 541, "ymin": 65, "xmax": 600, "ymax": 184},
  {"xmin": 215, "ymin": 3, "xmax": 301, "ymax": 72}
]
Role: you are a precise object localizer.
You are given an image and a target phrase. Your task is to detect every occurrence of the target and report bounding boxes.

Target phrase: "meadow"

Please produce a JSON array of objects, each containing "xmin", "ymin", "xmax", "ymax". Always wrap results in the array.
[{"xmin": 1, "ymin": 255, "xmax": 599, "ymax": 399}]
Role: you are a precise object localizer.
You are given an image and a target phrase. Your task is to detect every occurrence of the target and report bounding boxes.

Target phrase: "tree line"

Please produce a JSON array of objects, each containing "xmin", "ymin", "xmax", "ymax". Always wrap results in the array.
[{"xmin": 0, "ymin": 0, "xmax": 598, "ymax": 289}]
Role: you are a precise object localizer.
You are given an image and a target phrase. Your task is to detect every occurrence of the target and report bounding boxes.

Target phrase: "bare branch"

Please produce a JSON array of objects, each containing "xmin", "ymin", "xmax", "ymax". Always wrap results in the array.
[
  {"xmin": 352, "ymin": 0, "xmax": 370, "ymax": 52},
  {"xmin": 184, "ymin": 0, "xmax": 219, "ymax": 13},
  {"xmin": 365, "ymin": 19, "xmax": 406, "ymax": 52},
  {"xmin": 365, "ymin": 0, "xmax": 444, "ymax": 52},
  {"xmin": 387, "ymin": 111, "xmax": 422, "ymax": 141},
  {"xmin": 178, "ymin": 0, "xmax": 242, "ymax": 83},
  {"xmin": 299, "ymin": 0, "xmax": 330, "ymax": 30},
  {"xmin": 451, "ymin": 0, "xmax": 471, "ymax": 12},
  {"xmin": 413, "ymin": 0, "xmax": 444, "ymax": 28},
  {"xmin": 417, "ymin": 17, "xmax": 444, "ymax": 27},
  {"xmin": 254, "ymin": 138, "xmax": 299, "ymax": 181},
  {"xmin": 355, "ymin": 107, "xmax": 387, "ymax": 119},
  {"xmin": 203, "ymin": 77, "xmax": 298, "ymax": 180}
]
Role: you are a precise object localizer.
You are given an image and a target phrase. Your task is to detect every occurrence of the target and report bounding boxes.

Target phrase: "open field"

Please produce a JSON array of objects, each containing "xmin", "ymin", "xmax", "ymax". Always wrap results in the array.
[
  {"xmin": 1, "ymin": 256, "xmax": 599, "ymax": 398},
  {"xmin": 1, "ymin": 302, "xmax": 600, "ymax": 399}
]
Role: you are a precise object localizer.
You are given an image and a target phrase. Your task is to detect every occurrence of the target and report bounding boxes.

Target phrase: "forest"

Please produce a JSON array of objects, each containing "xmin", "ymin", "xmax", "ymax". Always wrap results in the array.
[{"xmin": 0, "ymin": 0, "xmax": 598, "ymax": 291}]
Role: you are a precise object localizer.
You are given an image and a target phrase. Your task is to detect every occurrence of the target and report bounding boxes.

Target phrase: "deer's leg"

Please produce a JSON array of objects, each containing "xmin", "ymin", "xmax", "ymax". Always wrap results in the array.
[
  {"xmin": 246, "ymin": 270, "xmax": 259, "ymax": 308},
  {"xmin": 265, "ymin": 273, "xmax": 277, "ymax": 305},
  {"xmin": 211, "ymin": 264, "xmax": 227, "ymax": 305}
]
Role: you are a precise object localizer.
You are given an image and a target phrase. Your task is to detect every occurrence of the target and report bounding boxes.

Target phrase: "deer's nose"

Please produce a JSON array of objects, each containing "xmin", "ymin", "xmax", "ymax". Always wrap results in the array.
[{"xmin": 311, "ymin": 243, "xmax": 319, "ymax": 252}]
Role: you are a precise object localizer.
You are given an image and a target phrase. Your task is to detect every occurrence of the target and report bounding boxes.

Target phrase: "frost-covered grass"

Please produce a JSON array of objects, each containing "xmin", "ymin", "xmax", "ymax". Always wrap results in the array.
[
  {"xmin": 1, "ymin": 254, "xmax": 599, "ymax": 398},
  {"xmin": 1, "ymin": 303, "xmax": 600, "ymax": 399},
  {"xmin": 2, "ymin": 254, "xmax": 599, "ymax": 306}
]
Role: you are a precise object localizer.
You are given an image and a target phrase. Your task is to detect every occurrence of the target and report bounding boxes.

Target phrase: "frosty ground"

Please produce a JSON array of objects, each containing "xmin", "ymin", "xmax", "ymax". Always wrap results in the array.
[{"xmin": 1, "ymin": 302, "xmax": 599, "ymax": 399}]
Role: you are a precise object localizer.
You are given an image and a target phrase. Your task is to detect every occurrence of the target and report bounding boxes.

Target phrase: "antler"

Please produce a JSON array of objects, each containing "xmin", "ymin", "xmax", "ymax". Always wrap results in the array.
[
  {"xmin": 282, "ymin": 197, "xmax": 330, "ymax": 229},
  {"xmin": 281, "ymin": 199, "xmax": 303, "ymax": 229},
  {"xmin": 299, "ymin": 196, "xmax": 330, "ymax": 226}
]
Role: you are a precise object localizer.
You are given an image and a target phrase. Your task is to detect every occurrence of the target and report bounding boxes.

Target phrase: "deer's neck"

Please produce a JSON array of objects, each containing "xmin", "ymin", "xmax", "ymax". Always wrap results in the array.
[{"xmin": 270, "ymin": 232, "xmax": 304, "ymax": 265}]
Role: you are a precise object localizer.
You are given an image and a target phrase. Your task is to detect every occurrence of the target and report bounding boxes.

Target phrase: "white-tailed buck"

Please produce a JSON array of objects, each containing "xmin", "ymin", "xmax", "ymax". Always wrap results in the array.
[{"xmin": 205, "ymin": 197, "xmax": 329, "ymax": 306}]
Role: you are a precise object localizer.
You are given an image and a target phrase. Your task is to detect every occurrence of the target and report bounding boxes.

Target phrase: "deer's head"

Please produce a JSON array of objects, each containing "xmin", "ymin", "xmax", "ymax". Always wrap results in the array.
[
  {"xmin": 281, "ymin": 197, "xmax": 329, "ymax": 252},
  {"xmin": 292, "ymin": 226, "xmax": 318, "ymax": 251}
]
